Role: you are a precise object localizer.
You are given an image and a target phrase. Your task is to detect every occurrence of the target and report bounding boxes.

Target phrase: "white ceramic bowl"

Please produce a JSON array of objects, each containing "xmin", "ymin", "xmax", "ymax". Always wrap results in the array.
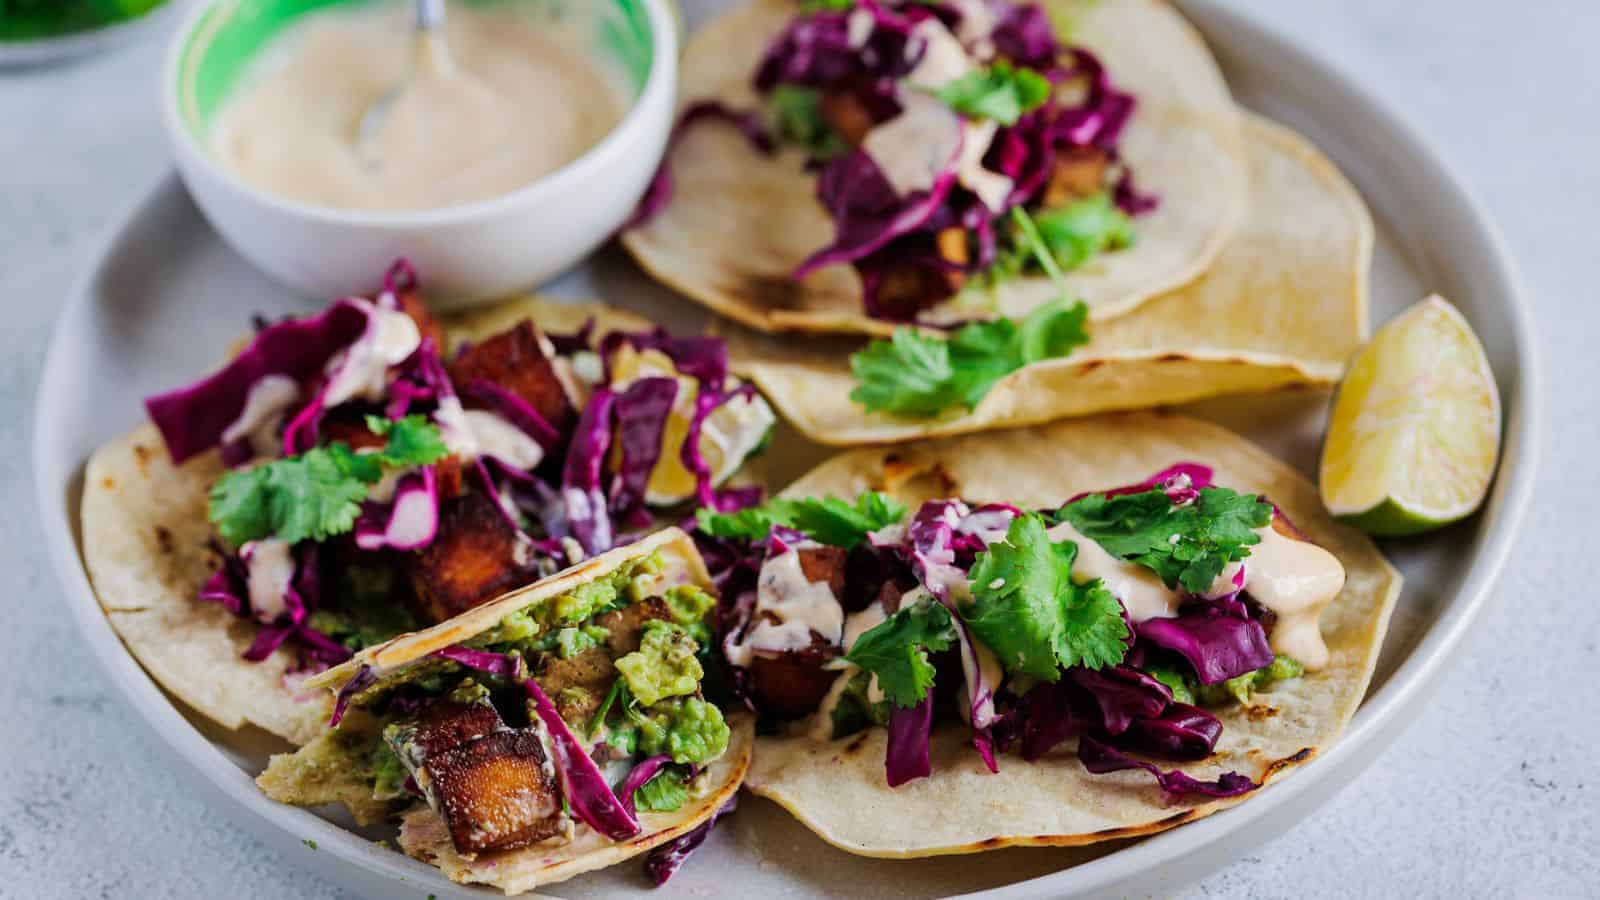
[{"xmin": 163, "ymin": 0, "xmax": 680, "ymax": 308}]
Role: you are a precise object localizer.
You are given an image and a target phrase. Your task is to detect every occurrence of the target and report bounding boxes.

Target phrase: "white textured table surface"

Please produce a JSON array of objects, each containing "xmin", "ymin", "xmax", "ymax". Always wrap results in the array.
[{"xmin": 4, "ymin": 1, "xmax": 1595, "ymax": 898}]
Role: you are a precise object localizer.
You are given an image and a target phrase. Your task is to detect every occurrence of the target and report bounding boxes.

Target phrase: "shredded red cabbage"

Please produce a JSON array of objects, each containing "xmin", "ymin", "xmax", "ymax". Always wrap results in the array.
[
  {"xmin": 642, "ymin": 794, "xmax": 738, "ymax": 885},
  {"xmin": 610, "ymin": 377, "xmax": 680, "ymax": 527},
  {"xmin": 1077, "ymin": 735, "xmax": 1257, "ymax": 802},
  {"xmin": 431, "ymin": 645, "xmax": 526, "ymax": 681},
  {"xmin": 523, "ymin": 676, "xmax": 642, "ymax": 840},
  {"xmin": 1137, "ymin": 609, "xmax": 1274, "ymax": 685},
  {"xmin": 560, "ymin": 387, "xmax": 617, "ymax": 556},
  {"xmin": 354, "ymin": 466, "xmax": 439, "ymax": 552},
  {"xmin": 459, "ymin": 377, "xmax": 562, "ymax": 451},
  {"xmin": 328, "ymin": 663, "xmax": 376, "ymax": 728},
  {"xmin": 144, "ymin": 299, "xmax": 369, "ymax": 464},
  {"xmin": 885, "ymin": 693, "xmax": 934, "ymax": 787},
  {"xmin": 1067, "ymin": 665, "xmax": 1173, "ymax": 736},
  {"xmin": 617, "ymin": 753, "xmax": 673, "ymax": 817}
]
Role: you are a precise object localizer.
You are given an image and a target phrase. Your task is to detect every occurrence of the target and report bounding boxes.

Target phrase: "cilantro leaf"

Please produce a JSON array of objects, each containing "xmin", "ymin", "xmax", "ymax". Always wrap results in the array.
[
  {"xmin": 850, "ymin": 298, "xmax": 1089, "ymax": 417},
  {"xmin": 933, "ymin": 61, "xmax": 1052, "ymax": 126},
  {"xmin": 1031, "ymin": 194, "xmax": 1135, "ymax": 272},
  {"xmin": 695, "ymin": 492, "xmax": 907, "ymax": 547},
  {"xmin": 1056, "ymin": 486, "xmax": 1274, "ymax": 594},
  {"xmin": 963, "ymin": 513, "xmax": 1129, "ymax": 679},
  {"xmin": 209, "ymin": 418, "xmax": 450, "ymax": 546},
  {"xmin": 632, "ymin": 767, "xmax": 689, "ymax": 813},
  {"xmin": 782, "ymin": 493, "xmax": 908, "ymax": 547},
  {"xmin": 365, "ymin": 414, "xmax": 450, "ymax": 468},
  {"xmin": 845, "ymin": 598, "xmax": 957, "ymax": 708}
]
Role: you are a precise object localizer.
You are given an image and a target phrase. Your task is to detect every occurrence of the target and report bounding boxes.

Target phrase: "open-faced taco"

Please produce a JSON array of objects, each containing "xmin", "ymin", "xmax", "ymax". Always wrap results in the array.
[
  {"xmin": 623, "ymin": 0, "xmax": 1247, "ymax": 334},
  {"xmin": 257, "ymin": 527, "xmax": 752, "ymax": 891},
  {"xmin": 725, "ymin": 113, "xmax": 1373, "ymax": 445},
  {"xmin": 82, "ymin": 263, "xmax": 776, "ymax": 745},
  {"xmin": 691, "ymin": 411, "xmax": 1400, "ymax": 856}
]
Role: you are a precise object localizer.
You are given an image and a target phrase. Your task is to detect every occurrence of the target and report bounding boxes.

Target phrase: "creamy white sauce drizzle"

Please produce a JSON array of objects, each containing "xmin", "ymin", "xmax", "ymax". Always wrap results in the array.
[
  {"xmin": 383, "ymin": 483, "xmax": 437, "ymax": 548},
  {"xmin": 323, "ymin": 299, "xmax": 421, "ymax": 409},
  {"xmin": 211, "ymin": 5, "xmax": 625, "ymax": 213},
  {"xmin": 1241, "ymin": 526, "xmax": 1345, "ymax": 670},
  {"xmin": 863, "ymin": 18, "xmax": 1011, "ymax": 212},
  {"xmin": 460, "ymin": 408, "xmax": 545, "ymax": 471},
  {"xmin": 846, "ymin": 7, "xmax": 876, "ymax": 48},
  {"xmin": 810, "ymin": 602, "xmax": 890, "ymax": 739},
  {"xmin": 244, "ymin": 538, "xmax": 296, "ymax": 622},
  {"xmin": 1047, "ymin": 519, "xmax": 1181, "ymax": 622},
  {"xmin": 726, "ymin": 543, "xmax": 844, "ymax": 667},
  {"xmin": 1049, "ymin": 517, "xmax": 1346, "ymax": 671},
  {"xmin": 222, "ymin": 374, "xmax": 300, "ymax": 457}
]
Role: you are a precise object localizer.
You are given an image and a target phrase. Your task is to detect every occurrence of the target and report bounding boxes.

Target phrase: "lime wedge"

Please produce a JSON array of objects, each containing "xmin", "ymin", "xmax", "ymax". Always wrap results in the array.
[
  {"xmin": 1320, "ymin": 295, "xmax": 1501, "ymax": 537},
  {"xmin": 610, "ymin": 345, "xmax": 775, "ymax": 507}
]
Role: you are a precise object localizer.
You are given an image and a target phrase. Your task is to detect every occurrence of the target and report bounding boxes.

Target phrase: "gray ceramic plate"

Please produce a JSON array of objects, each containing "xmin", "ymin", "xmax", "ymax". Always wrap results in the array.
[{"xmin": 32, "ymin": 1, "xmax": 1538, "ymax": 897}]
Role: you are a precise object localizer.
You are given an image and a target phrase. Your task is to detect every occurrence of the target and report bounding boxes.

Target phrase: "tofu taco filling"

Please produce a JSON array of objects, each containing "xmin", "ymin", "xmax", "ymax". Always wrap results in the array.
[
  {"xmin": 138, "ymin": 260, "xmax": 774, "ymax": 679},
  {"xmin": 635, "ymin": 0, "xmax": 1155, "ymax": 325},
  {"xmin": 259, "ymin": 543, "xmax": 741, "ymax": 884},
  {"xmin": 694, "ymin": 463, "xmax": 1345, "ymax": 795}
]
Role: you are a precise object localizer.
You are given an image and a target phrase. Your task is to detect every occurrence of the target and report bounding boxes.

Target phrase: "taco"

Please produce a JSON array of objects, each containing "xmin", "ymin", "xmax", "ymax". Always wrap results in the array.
[
  {"xmin": 622, "ymin": 0, "xmax": 1247, "ymax": 335},
  {"xmin": 257, "ymin": 527, "xmax": 752, "ymax": 891},
  {"xmin": 691, "ymin": 411, "xmax": 1400, "ymax": 856},
  {"xmin": 725, "ymin": 113, "xmax": 1373, "ymax": 445},
  {"xmin": 82, "ymin": 262, "xmax": 776, "ymax": 745}
]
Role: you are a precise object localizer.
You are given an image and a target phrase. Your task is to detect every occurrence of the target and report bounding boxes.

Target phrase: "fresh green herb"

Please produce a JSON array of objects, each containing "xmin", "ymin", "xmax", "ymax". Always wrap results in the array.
[
  {"xmin": 800, "ymin": 0, "xmax": 855, "ymax": 10},
  {"xmin": 849, "ymin": 298, "xmax": 1089, "ymax": 417},
  {"xmin": 208, "ymin": 416, "xmax": 448, "ymax": 546},
  {"xmin": 769, "ymin": 85, "xmax": 849, "ymax": 161},
  {"xmin": 589, "ymin": 678, "xmax": 628, "ymax": 739},
  {"xmin": 932, "ymin": 61, "xmax": 1052, "ymax": 125},
  {"xmin": 844, "ymin": 597, "xmax": 957, "ymax": 708},
  {"xmin": 1056, "ymin": 486, "xmax": 1274, "ymax": 594},
  {"xmin": 828, "ymin": 669, "xmax": 891, "ymax": 739},
  {"xmin": 695, "ymin": 492, "xmax": 907, "ymax": 547},
  {"xmin": 632, "ymin": 767, "xmax": 690, "ymax": 813},
  {"xmin": 1030, "ymin": 194, "xmax": 1135, "ymax": 271},
  {"xmin": 962, "ymin": 513, "xmax": 1129, "ymax": 678}
]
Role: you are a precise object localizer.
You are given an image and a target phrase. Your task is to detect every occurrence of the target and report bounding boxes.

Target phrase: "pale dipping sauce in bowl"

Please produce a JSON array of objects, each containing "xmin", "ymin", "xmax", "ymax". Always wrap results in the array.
[{"xmin": 210, "ymin": 4, "xmax": 626, "ymax": 213}]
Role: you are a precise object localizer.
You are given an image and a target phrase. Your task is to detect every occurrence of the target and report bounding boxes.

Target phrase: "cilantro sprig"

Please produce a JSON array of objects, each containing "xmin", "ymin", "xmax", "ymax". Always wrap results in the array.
[
  {"xmin": 844, "ymin": 597, "xmax": 957, "ymax": 707},
  {"xmin": 849, "ymin": 297, "xmax": 1088, "ymax": 417},
  {"xmin": 695, "ymin": 492, "xmax": 907, "ymax": 547},
  {"xmin": 933, "ymin": 61, "xmax": 1052, "ymax": 126},
  {"xmin": 961, "ymin": 513, "xmax": 1129, "ymax": 679},
  {"xmin": 208, "ymin": 415, "xmax": 449, "ymax": 546},
  {"xmin": 1055, "ymin": 486, "xmax": 1274, "ymax": 594}
]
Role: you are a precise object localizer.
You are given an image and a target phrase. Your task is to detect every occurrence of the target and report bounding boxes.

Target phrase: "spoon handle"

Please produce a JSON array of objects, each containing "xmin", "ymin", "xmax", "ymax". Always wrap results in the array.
[{"xmin": 416, "ymin": 0, "xmax": 446, "ymax": 31}]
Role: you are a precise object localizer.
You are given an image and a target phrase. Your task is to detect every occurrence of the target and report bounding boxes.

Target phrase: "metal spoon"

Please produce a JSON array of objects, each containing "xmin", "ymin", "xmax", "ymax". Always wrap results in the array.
[{"xmin": 357, "ymin": 0, "xmax": 452, "ymax": 168}]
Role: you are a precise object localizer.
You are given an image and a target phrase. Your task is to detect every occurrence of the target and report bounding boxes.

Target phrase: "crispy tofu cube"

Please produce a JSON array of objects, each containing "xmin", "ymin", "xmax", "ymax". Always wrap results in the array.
[
  {"xmin": 409, "ymin": 491, "xmax": 539, "ymax": 624},
  {"xmin": 819, "ymin": 90, "xmax": 875, "ymax": 147},
  {"xmin": 1043, "ymin": 147, "xmax": 1109, "ymax": 208},
  {"xmin": 448, "ymin": 321, "xmax": 576, "ymax": 435},
  {"xmin": 426, "ymin": 730, "xmax": 565, "ymax": 854},
  {"xmin": 593, "ymin": 596, "xmax": 673, "ymax": 657},
  {"xmin": 402, "ymin": 699, "xmax": 507, "ymax": 758}
]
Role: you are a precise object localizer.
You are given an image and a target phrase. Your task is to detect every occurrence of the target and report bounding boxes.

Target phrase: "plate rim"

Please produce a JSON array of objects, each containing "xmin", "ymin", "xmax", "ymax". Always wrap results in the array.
[{"xmin": 31, "ymin": 2, "xmax": 1541, "ymax": 898}]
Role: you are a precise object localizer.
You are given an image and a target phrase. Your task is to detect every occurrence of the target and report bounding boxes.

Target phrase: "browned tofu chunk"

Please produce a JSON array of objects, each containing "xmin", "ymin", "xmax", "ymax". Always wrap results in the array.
[
  {"xmin": 535, "ymin": 646, "xmax": 616, "ymax": 700},
  {"xmin": 594, "ymin": 596, "xmax": 673, "ymax": 657},
  {"xmin": 749, "ymin": 639, "xmax": 840, "ymax": 721},
  {"xmin": 427, "ymin": 730, "xmax": 565, "ymax": 854},
  {"xmin": 1042, "ymin": 147, "xmax": 1109, "ymax": 208},
  {"xmin": 819, "ymin": 90, "xmax": 875, "ymax": 147},
  {"xmin": 448, "ymin": 321, "xmax": 575, "ymax": 435},
  {"xmin": 796, "ymin": 546, "xmax": 849, "ymax": 598},
  {"xmin": 322, "ymin": 416, "xmax": 387, "ymax": 451},
  {"xmin": 409, "ymin": 491, "xmax": 539, "ymax": 624},
  {"xmin": 405, "ymin": 699, "xmax": 506, "ymax": 757}
]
